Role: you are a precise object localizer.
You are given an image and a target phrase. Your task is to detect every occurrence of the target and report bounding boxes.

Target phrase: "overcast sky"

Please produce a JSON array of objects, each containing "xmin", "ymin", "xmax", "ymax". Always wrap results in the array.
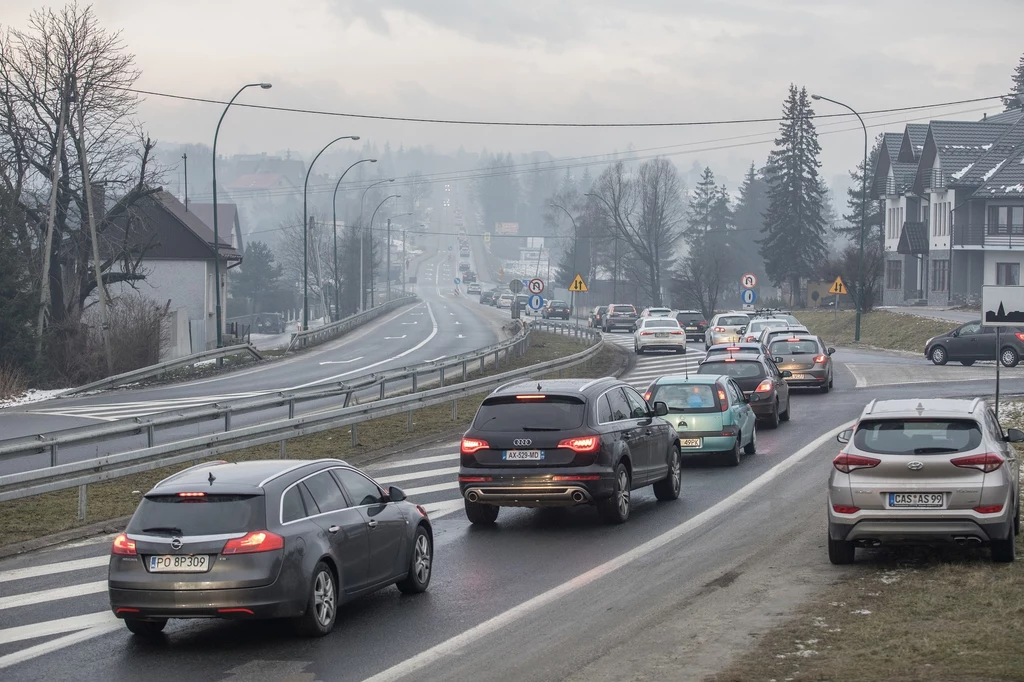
[{"xmin": 3, "ymin": 0, "xmax": 1023, "ymax": 193}]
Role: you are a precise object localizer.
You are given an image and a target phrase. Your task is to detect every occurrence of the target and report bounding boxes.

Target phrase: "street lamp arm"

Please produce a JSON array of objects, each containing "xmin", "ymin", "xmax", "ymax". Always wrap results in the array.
[{"xmin": 334, "ymin": 158, "xmax": 377, "ymax": 204}]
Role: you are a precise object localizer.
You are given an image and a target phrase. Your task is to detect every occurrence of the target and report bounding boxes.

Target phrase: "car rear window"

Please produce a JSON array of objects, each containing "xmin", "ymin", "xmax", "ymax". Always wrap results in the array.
[
  {"xmin": 649, "ymin": 383, "xmax": 721, "ymax": 413},
  {"xmin": 718, "ymin": 316, "xmax": 749, "ymax": 326},
  {"xmin": 697, "ymin": 360, "xmax": 766, "ymax": 379},
  {"xmin": 677, "ymin": 314, "xmax": 705, "ymax": 324},
  {"xmin": 853, "ymin": 419, "xmax": 983, "ymax": 455},
  {"xmin": 770, "ymin": 339, "xmax": 819, "ymax": 355},
  {"xmin": 643, "ymin": 319, "xmax": 679, "ymax": 328},
  {"xmin": 647, "ymin": 309, "xmax": 672, "ymax": 315},
  {"xmin": 549, "ymin": 300, "xmax": 568, "ymax": 306},
  {"xmin": 474, "ymin": 395, "xmax": 586, "ymax": 431},
  {"xmin": 127, "ymin": 494, "xmax": 265, "ymax": 535},
  {"xmin": 610, "ymin": 306, "xmax": 637, "ymax": 315}
]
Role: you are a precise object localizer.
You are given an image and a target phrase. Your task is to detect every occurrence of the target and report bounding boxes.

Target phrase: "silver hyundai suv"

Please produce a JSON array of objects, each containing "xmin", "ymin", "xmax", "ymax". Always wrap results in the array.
[{"xmin": 828, "ymin": 398, "xmax": 1024, "ymax": 564}]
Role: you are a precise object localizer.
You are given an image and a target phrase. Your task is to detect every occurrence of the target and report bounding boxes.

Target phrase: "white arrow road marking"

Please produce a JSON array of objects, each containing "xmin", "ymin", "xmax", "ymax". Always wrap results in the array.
[
  {"xmin": 318, "ymin": 356, "xmax": 364, "ymax": 366},
  {"xmin": 0, "ymin": 555, "xmax": 108, "ymax": 583},
  {"xmin": 384, "ymin": 335, "xmax": 408, "ymax": 340}
]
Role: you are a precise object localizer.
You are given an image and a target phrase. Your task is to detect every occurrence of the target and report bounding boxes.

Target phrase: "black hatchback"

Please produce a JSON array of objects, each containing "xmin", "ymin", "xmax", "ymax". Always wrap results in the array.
[
  {"xmin": 459, "ymin": 378, "xmax": 681, "ymax": 524},
  {"xmin": 697, "ymin": 353, "xmax": 792, "ymax": 428}
]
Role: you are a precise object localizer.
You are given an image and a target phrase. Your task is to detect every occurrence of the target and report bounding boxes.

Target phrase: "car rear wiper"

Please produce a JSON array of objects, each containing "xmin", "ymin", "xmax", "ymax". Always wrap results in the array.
[
  {"xmin": 141, "ymin": 526, "xmax": 184, "ymax": 535},
  {"xmin": 521, "ymin": 426, "xmax": 561, "ymax": 431},
  {"xmin": 913, "ymin": 447, "xmax": 961, "ymax": 454}
]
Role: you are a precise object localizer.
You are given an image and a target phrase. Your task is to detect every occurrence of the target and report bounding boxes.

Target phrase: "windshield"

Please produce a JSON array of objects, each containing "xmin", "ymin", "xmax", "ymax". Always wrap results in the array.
[
  {"xmin": 127, "ymin": 494, "xmax": 265, "ymax": 535},
  {"xmin": 649, "ymin": 383, "xmax": 720, "ymax": 413},
  {"xmin": 853, "ymin": 419, "xmax": 983, "ymax": 455},
  {"xmin": 717, "ymin": 316, "xmax": 749, "ymax": 326},
  {"xmin": 610, "ymin": 306, "xmax": 637, "ymax": 315},
  {"xmin": 697, "ymin": 361, "xmax": 765, "ymax": 379},
  {"xmin": 474, "ymin": 396, "xmax": 586, "ymax": 431},
  {"xmin": 770, "ymin": 339, "xmax": 819, "ymax": 355}
]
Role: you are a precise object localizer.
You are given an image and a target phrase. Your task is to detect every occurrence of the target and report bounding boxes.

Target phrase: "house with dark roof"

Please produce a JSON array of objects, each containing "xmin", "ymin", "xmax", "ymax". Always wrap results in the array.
[{"xmin": 872, "ymin": 110, "xmax": 1024, "ymax": 306}]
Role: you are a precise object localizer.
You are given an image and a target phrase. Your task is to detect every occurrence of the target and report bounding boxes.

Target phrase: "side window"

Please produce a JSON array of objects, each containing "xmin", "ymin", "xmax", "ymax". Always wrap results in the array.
[
  {"xmin": 303, "ymin": 471, "xmax": 348, "ymax": 514},
  {"xmin": 298, "ymin": 483, "xmax": 319, "ymax": 515},
  {"xmin": 622, "ymin": 387, "xmax": 650, "ymax": 419},
  {"xmin": 960, "ymin": 323, "xmax": 981, "ymax": 336},
  {"xmin": 597, "ymin": 394, "xmax": 613, "ymax": 423},
  {"xmin": 727, "ymin": 381, "xmax": 743, "ymax": 405},
  {"xmin": 605, "ymin": 389, "xmax": 631, "ymax": 422},
  {"xmin": 334, "ymin": 469, "xmax": 383, "ymax": 507},
  {"xmin": 987, "ymin": 409, "xmax": 1004, "ymax": 439},
  {"xmin": 281, "ymin": 486, "xmax": 307, "ymax": 524}
]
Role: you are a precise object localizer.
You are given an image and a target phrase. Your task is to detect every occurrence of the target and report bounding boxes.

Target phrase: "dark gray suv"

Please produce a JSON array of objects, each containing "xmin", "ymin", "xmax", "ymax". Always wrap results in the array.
[{"xmin": 108, "ymin": 459, "xmax": 432, "ymax": 637}]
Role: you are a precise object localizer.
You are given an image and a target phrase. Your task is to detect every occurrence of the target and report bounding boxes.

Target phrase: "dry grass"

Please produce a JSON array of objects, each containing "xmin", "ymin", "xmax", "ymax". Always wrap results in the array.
[
  {"xmin": 0, "ymin": 362, "xmax": 27, "ymax": 400},
  {"xmin": 0, "ymin": 333, "xmax": 625, "ymax": 548},
  {"xmin": 796, "ymin": 310, "xmax": 955, "ymax": 354}
]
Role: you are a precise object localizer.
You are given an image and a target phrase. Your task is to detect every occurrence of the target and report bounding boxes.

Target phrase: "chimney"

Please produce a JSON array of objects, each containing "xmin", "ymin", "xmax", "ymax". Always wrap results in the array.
[
  {"xmin": 90, "ymin": 181, "xmax": 106, "ymax": 224},
  {"xmin": 983, "ymin": 112, "xmax": 987, "ymax": 121}
]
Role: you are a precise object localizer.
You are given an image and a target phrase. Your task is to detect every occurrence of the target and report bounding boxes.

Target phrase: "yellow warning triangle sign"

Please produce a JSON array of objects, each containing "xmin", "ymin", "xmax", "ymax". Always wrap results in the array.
[
  {"xmin": 828, "ymin": 276, "xmax": 847, "ymax": 295},
  {"xmin": 568, "ymin": 273, "xmax": 588, "ymax": 292}
]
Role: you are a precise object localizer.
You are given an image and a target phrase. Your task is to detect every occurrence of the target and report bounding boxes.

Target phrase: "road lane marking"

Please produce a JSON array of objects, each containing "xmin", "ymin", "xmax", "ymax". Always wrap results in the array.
[
  {"xmin": 319, "ymin": 357, "xmax": 364, "ymax": 366},
  {"xmin": 846, "ymin": 363, "xmax": 868, "ymax": 388},
  {"xmin": 0, "ymin": 621, "xmax": 120, "ymax": 670},
  {"xmin": 375, "ymin": 467, "xmax": 459, "ymax": 485},
  {"xmin": 0, "ymin": 610, "xmax": 117, "ymax": 645},
  {"xmin": 0, "ymin": 579, "xmax": 107, "ymax": 610},
  {"xmin": 362, "ymin": 419, "xmax": 856, "ymax": 682},
  {"xmin": 401, "ymin": 322, "xmax": 418, "ymax": 325},
  {"xmin": 384, "ymin": 335, "xmax": 408, "ymax": 340},
  {"xmin": 404, "ymin": 481, "xmax": 459, "ymax": 496},
  {"xmin": 0, "ymin": 556, "xmax": 108, "ymax": 583},
  {"xmin": 369, "ymin": 452, "xmax": 460, "ymax": 470},
  {"xmin": 421, "ymin": 499, "xmax": 464, "ymax": 519}
]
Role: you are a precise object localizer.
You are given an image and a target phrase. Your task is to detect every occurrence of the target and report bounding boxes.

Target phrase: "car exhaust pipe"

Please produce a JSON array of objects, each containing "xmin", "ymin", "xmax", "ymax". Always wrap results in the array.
[
  {"xmin": 571, "ymin": 491, "xmax": 586, "ymax": 503},
  {"xmin": 969, "ymin": 537, "xmax": 982, "ymax": 544},
  {"xmin": 953, "ymin": 536, "xmax": 968, "ymax": 545},
  {"xmin": 466, "ymin": 491, "xmax": 479, "ymax": 503}
]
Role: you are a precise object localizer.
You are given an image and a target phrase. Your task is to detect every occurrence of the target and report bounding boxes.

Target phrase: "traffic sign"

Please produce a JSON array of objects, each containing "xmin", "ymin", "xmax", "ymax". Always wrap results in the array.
[
  {"xmin": 568, "ymin": 273, "xmax": 588, "ymax": 293},
  {"xmin": 741, "ymin": 289, "xmax": 757, "ymax": 305},
  {"xmin": 828, "ymin": 276, "xmax": 847, "ymax": 295},
  {"xmin": 454, "ymin": 277, "xmax": 461, "ymax": 285},
  {"xmin": 528, "ymin": 278, "xmax": 545, "ymax": 294},
  {"xmin": 528, "ymin": 294, "xmax": 544, "ymax": 310},
  {"xmin": 509, "ymin": 279, "xmax": 524, "ymax": 294},
  {"xmin": 484, "ymin": 232, "xmax": 491, "ymax": 243},
  {"xmin": 741, "ymin": 273, "xmax": 757, "ymax": 289}
]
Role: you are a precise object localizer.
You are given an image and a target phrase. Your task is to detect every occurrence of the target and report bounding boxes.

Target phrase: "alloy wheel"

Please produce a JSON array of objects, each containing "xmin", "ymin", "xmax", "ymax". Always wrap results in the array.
[
  {"xmin": 670, "ymin": 448, "xmax": 682, "ymax": 493},
  {"xmin": 617, "ymin": 469, "xmax": 630, "ymax": 517},
  {"xmin": 314, "ymin": 570, "xmax": 335, "ymax": 627},
  {"xmin": 413, "ymin": 533, "xmax": 431, "ymax": 584}
]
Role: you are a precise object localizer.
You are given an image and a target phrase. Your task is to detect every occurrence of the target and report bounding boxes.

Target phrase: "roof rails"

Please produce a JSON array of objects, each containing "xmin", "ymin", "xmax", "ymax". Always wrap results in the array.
[
  {"xmin": 969, "ymin": 397, "xmax": 983, "ymax": 414},
  {"xmin": 155, "ymin": 460, "xmax": 228, "ymax": 488},
  {"xmin": 259, "ymin": 459, "xmax": 347, "ymax": 487},
  {"xmin": 864, "ymin": 399, "xmax": 878, "ymax": 415}
]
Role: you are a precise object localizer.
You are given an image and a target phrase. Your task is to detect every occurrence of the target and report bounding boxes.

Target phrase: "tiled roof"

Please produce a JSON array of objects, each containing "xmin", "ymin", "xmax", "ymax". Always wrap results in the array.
[
  {"xmin": 897, "ymin": 221, "xmax": 929, "ymax": 255},
  {"xmin": 154, "ymin": 191, "xmax": 241, "ymax": 259},
  {"xmin": 976, "ymin": 147, "xmax": 1024, "ymax": 198},
  {"xmin": 881, "ymin": 133, "xmax": 903, "ymax": 164},
  {"xmin": 983, "ymin": 110, "xmax": 1024, "ymax": 125},
  {"xmin": 905, "ymin": 124, "xmax": 929, "ymax": 159},
  {"xmin": 891, "ymin": 161, "xmax": 918, "ymax": 192},
  {"xmin": 953, "ymin": 120, "xmax": 1024, "ymax": 187}
]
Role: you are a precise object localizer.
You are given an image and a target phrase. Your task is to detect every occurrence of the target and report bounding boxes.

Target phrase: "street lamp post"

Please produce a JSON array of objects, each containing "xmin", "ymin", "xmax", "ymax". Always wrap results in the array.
[
  {"xmin": 332, "ymin": 158, "xmax": 377, "ymax": 319},
  {"xmin": 358, "ymin": 178, "xmax": 395, "ymax": 311},
  {"xmin": 211, "ymin": 82, "xmax": 271, "ymax": 349},
  {"xmin": 302, "ymin": 135, "xmax": 360, "ymax": 331},
  {"xmin": 812, "ymin": 93, "xmax": 868, "ymax": 342},
  {"xmin": 369, "ymin": 194, "xmax": 401, "ymax": 308},
  {"xmin": 551, "ymin": 203, "xmax": 579, "ymax": 323}
]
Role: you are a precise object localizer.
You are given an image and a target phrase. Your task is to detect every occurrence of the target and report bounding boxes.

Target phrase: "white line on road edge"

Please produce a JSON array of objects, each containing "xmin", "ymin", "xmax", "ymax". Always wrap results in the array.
[
  {"xmin": 360, "ymin": 419, "xmax": 856, "ymax": 682},
  {"xmin": 319, "ymin": 356, "xmax": 364, "ymax": 366},
  {"xmin": 0, "ymin": 556, "xmax": 108, "ymax": 583},
  {"xmin": 403, "ymin": 481, "xmax": 459, "ymax": 497},
  {"xmin": 846, "ymin": 363, "xmax": 868, "ymax": 388},
  {"xmin": 0, "ymin": 622, "xmax": 121, "ymax": 670},
  {"xmin": 0, "ymin": 579, "xmax": 106, "ymax": 610}
]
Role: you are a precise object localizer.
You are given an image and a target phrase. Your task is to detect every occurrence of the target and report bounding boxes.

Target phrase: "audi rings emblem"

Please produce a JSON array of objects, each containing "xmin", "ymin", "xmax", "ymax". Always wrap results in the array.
[
  {"xmin": 170, "ymin": 537, "xmax": 183, "ymax": 550},
  {"xmin": 907, "ymin": 461, "xmax": 924, "ymax": 471},
  {"xmin": 512, "ymin": 438, "xmax": 533, "ymax": 447}
]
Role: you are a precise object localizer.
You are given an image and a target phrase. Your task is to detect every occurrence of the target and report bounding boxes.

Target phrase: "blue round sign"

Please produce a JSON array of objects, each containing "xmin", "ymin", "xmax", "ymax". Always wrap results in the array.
[
  {"xmin": 741, "ymin": 289, "xmax": 757, "ymax": 305},
  {"xmin": 454, "ymin": 277, "xmax": 461, "ymax": 285},
  {"xmin": 528, "ymin": 294, "xmax": 544, "ymax": 310}
]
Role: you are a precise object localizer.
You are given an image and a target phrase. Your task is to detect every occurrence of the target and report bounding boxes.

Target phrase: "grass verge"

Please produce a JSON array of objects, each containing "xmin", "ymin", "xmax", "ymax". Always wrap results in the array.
[
  {"xmin": 0, "ymin": 332, "xmax": 626, "ymax": 549},
  {"xmin": 796, "ymin": 310, "xmax": 955, "ymax": 354},
  {"xmin": 710, "ymin": 403, "xmax": 1024, "ymax": 682}
]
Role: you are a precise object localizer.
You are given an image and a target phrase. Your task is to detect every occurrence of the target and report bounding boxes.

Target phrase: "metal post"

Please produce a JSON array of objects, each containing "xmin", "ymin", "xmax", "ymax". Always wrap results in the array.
[
  {"xmin": 408, "ymin": 409, "xmax": 413, "ymax": 431},
  {"xmin": 412, "ymin": 373, "xmax": 418, "ymax": 392},
  {"xmin": 333, "ymin": 159, "xmax": 377, "ymax": 319},
  {"xmin": 280, "ymin": 440, "xmax": 287, "ymax": 457},
  {"xmin": 358, "ymin": 178, "xmax": 395, "ymax": 311},
  {"xmin": 452, "ymin": 400, "xmax": 458, "ymax": 421},
  {"xmin": 50, "ymin": 442, "xmax": 58, "ymax": 467},
  {"xmin": 369, "ymin": 194, "xmax": 401, "ymax": 309},
  {"xmin": 78, "ymin": 485, "xmax": 87, "ymax": 521},
  {"xmin": 996, "ymin": 326, "xmax": 1002, "ymax": 417},
  {"xmin": 146, "ymin": 424, "xmax": 155, "ymax": 448},
  {"xmin": 380, "ymin": 380, "xmax": 386, "ymax": 400},
  {"xmin": 386, "ymin": 218, "xmax": 392, "ymax": 302},
  {"xmin": 352, "ymin": 424, "xmax": 359, "ymax": 446},
  {"xmin": 439, "ymin": 367, "xmax": 445, "ymax": 387},
  {"xmin": 224, "ymin": 412, "xmax": 232, "ymax": 432},
  {"xmin": 462, "ymin": 360, "xmax": 468, "ymax": 381},
  {"xmin": 288, "ymin": 399, "xmax": 295, "ymax": 419}
]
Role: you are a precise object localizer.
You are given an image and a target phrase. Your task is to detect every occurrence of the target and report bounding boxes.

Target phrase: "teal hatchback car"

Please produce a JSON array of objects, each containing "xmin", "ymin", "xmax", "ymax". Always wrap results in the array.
[{"xmin": 643, "ymin": 375, "xmax": 757, "ymax": 466}]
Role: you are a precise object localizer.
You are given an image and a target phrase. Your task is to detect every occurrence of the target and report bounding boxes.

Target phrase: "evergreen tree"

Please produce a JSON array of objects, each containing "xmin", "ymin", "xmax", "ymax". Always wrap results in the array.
[
  {"xmin": 759, "ymin": 85, "xmax": 828, "ymax": 304},
  {"xmin": 580, "ymin": 168, "xmax": 594, "ymax": 194},
  {"xmin": 686, "ymin": 167, "xmax": 717, "ymax": 243},
  {"xmin": 839, "ymin": 135, "xmax": 884, "ymax": 244},
  {"xmin": 711, "ymin": 185, "xmax": 732, "ymax": 232},
  {"xmin": 1004, "ymin": 53, "xmax": 1024, "ymax": 111},
  {"xmin": 233, "ymin": 240, "xmax": 283, "ymax": 317}
]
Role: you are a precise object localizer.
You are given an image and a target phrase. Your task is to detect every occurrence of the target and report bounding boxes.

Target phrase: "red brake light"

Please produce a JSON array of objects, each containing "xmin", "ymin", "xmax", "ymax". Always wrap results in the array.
[
  {"xmin": 640, "ymin": 331, "xmax": 653, "ymax": 336},
  {"xmin": 745, "ymin": 336, "xmax": 755, "ymax": 342},
  {"xmin": 1016, "ymin": 332, "xmax": 1024, "ymax": 343},
  {"xmin": 459, "ymin": 475, "xmax": 493, "ymax": 482},
  {"xmin": 724, "ymin": 358, "xmax": 736, "ymax": 362},
  {"xmin": 552, "ymin": 474, "xmax": 601, "ymax": 481},
  {"xmin": 643, "ymin": 391, "xmax": 652, "ymax": 401},
  {"xmin": 112, "ymin": 533, "xmax": 136, "ymax": 556},
  {"xmin": 558, "ymin": 436, "xmax": 600, "ymax": 453},
  {"xmin": 832, "ymin": 453, "xmax": 881, "ymax": 473},
  {"xmin": 461, "ymin": 437, "xmax": 490, "ymax": 454},
  {"xmin": 755, "ymin": 379, "xmax": 774, "ymax": 393},
  {"xmin": 714, "ymin": 326, "xmax": 726, "ymax": 332},
  {"xmin": 813, "ymin": 355, "xmax": 827, "ymax": 364},
  {"xmin": 515, "ymin": 394, "xmax": 546, "ymax": 400},
  {"xmin": 832, "ymin": 505, "xmax": 860, "ymax": 514},
  {"xmin": 717, "ymin": 389, "xmax": 729, "ymax": 412},
  {"xmin": 177, "ymin": 492, "xmax": 206, "ymax": 497},
  {"xmin": 222, "ymin": 530, "xmax": 284, "ymax": 555},
  {"xmin": 726, "ymin": 346, "xmax": 741, "ymax": 351},
  {"xmin": 974, "ymin": 504, "xmax": 1004, "ymax": 514},
  {"xmin": 951, "ymin": 453, "xmax": 1004, "ymax": 473},
  {"xmin": 670, "ymin": 331, "xmax": 683, "ymax": 335}
]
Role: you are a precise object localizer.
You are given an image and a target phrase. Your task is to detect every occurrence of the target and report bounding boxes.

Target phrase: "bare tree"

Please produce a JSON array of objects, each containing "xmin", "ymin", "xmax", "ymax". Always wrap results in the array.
[
  {"xmin": 674, "ymin": 246, "xmax": 729, "ymax": 320},
  {"xmin": 404, "ymin": 171, "xmax": 432, "ymax": 218},
  {"xmin": 591, "ymin": 159, "xmax": 685, "ymax": 306}
]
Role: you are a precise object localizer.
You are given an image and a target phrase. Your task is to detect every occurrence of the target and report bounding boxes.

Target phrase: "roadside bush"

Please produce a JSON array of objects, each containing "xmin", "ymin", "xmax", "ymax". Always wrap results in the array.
[{"xmin": 0, "ymin": 361, "xmax": 26, "ymax": 400}]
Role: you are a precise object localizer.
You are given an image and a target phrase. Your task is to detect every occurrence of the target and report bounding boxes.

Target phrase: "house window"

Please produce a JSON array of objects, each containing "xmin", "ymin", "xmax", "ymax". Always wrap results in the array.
[
  {"xmin": 997, "ymin": 262, "xmax": 1020, "ymax": 286},
  {"xmin": 886, "ymin": 260, "xmax": 902, "ymax": 289},
  {"xmin": 989, "ymin": 206, "xmax": 1024, "ymax": 234},
  {"xmin": 931, "ymin": 259, "xmax": 949, "ymax": 293}
]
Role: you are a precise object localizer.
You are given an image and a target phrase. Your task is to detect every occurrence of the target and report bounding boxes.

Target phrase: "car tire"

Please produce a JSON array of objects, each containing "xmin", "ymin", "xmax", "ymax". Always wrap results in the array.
[
  {"xmin": 991, "ymin": 525, "xmax": 1016, "ymax": 563},
  {"xmin": 677, "ymin": 346, "xmax": 687, "ymax": 354},
  {"xmin": 744, "ymin": 428, "xmax": 757, "ymax": 455},
  {"xmin": 598, "ymin": 463, "xmax": 631, "ymax": 524},
  {"xmin": 960, "ymin": 359, "xmax": 976, "ymax": 366},
  {"xmin": 828, "ymin": 534, "xmax": 856, "ymax": 565},
  {"xmin": 1015, "ymin": 499, "xmax": 1021, "ymax": 537},
  {"xmin": 294, "ymin": 561, "xmax": 338, "ymax": 637},
  {"xmin": 780, "ymin": 398, "xmax": 791, "ymax": 422},
  {"xmin": 636, "ymin": 346, "xmax": 644, "ymax": 355},
  {"xmin": 396, "ymin": 525, "xmax": 432, "ymax": 594},
  {"xmin": 723, "ymin": 437, "xmax": 741, "ymax": 467},
  {"xmin": 765, "ymin": 402, "xmax": 781, "ymax": 429},
  {"xmin": 465, "ymin": 499, "xmax": 499, "ymax": 525},
  {"xmin": 1001, "ymin": 347, "xmax": 1020, "ymax": 368},
  {"xmin": 930, "ymin": 346, "xmax": 948, "ymax": 365},
  {"xmin": 828, "ymin": 373, "xmax": 834, "ymax": 388},
  {"xmin": 652, "ymin": 445, "xmax": 682, "ymax": 501},
  {"xmin": 124, "ymin": 618, "xmax": 167, "ymax": 637},
  {"xmin": 820, "ymin": 379, "xmax": 830, "ymax": 394}
]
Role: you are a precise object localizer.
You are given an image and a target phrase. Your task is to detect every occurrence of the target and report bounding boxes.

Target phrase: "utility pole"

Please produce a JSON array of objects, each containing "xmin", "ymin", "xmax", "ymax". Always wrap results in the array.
[
  {"xmin": 386, "ymin": 218, "xmax": 392, "ymax": 302},
  {"xmin": 182, "ymin": 152, "xmax": 188, "ymax": 211},
  {"xmin": 36, "ymin": 78, "xmax": 69, "ymax": 357},
  {"xmin": 402, "ymin": 230, "xmax": 407, "ymax": 295}
]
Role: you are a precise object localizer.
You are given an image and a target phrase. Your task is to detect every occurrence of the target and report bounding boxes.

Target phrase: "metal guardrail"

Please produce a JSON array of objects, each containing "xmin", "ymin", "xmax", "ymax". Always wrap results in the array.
[
  {"xmin": 62, "ymin": 344, "xmax": 264, "ymax": 396},
  {"xmin": 286, "ymin": 295, "xmax": 418, "ymax": 351},
  {"xmin": 0, "ymin": 321, "xmax": 602, "ymax": 510}
]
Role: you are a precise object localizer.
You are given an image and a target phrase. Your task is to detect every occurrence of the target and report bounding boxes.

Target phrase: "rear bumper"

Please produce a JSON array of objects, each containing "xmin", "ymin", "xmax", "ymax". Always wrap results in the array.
[
  {"xmin": 782, "ymin": 368, "xmax": 827, "ymax": 386},
  {"xmin": 677, "ymin": 434, "xmax": 735, "ymax": 454},
  {"xmin": 637, "ymin": 339, "xmax": 686, "ymax": 351},
  {"xmin": 605, "ymin": 319, "xmax": 637, "ymax": 330},
  {"xmin": 745, "ymin": 394, "xmax": 778, "ymax": 418},
  {"xmin": 829, "ymin": 516, "xmax": 1012, "ymax": 544},
  {"xmin": 459, "ymin": 468, "xmax": 616, "ymax": 507},
  {"xmin": 108, "ymin": 579, "xmax": 302, "ymax": 620}
]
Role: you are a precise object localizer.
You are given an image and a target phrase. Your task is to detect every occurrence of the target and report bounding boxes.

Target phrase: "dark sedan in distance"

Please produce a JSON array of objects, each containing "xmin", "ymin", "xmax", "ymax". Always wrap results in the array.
[
  {"xmin": 924, "ymin": 320, "xmax": 1024, "ymax": 367},
  {"xmin": 108, "ymin": 459, "xmax": 432, "ymax": 637},
  {"xmin": 542, "ymin": 299, "xmax": 571, "ymax": 320}
]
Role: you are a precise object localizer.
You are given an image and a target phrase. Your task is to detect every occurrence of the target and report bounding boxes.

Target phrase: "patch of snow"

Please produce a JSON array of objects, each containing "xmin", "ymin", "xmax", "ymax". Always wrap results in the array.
[
  {"xmin": 794, "ymin": 649, "xmax": 819, "ymax": 657},
  {"xmin": 982, "ymin": 143, "xmax": 993, "ymax": 151},
  {"xmin": 950, "ymin": 163, "xmax": 974, "ymax": 180},
  {"xmin": 0, "ymin": 388, "xmax": 66, "ymax": 409},
  {"xmin": 193, "ymin": 358, "xmax": 217, "ymax": 367},
  {"xmin": 850, "ymin": 609, "xmax": 872, "ymax": 615},
  {"xmin": 982, "ymin": 159, "xmax": 1007, "ymax": 182},
  {"xmin": 1002, "ymin": 184, "xmax": 1024, "ymax": 194}
]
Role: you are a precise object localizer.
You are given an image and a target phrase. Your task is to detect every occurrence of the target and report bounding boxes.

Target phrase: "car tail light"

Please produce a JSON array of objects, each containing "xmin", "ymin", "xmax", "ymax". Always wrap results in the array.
[
  {"xmin": 717, "ymin": 389, "xmax": 729, "ymax": 411},
  {"xmin": 552, "ymin": 474, "xmax": 601, "ymax": 481},
  {"xmin": 115, "ymin": 608, "xmax": 140, "ymax": 615},
  {"xmin": 813, "ymin": 355, "xmax": 827, "ymax": 364},
  {"xmin": 745, "ymin": 336, "xmax": 755, "ymax": 342},
  {"xmin": 640, "ymin": 331, "xmax": 653, "ymax": 336},
  {"xmin": 461, "ymin": 437, "xmax": 489, "ymax": 454},
  {"xmin": 832, "ymin": 453, "xmax": 881, "ymax": 473},
  {"xmin": 832, "ymin": 505, "xmax": 860, "ymax": 514},
  {"xmin": 558, "ymin": 436, "xmax": 600, "ymax": 453},
  {"xmin": 458, "ymin": 475, "xmax": 493, "ymax": 482},
  {"xmin": 515, "ymin": 394, "xmax": 546, "ymax": 400},
  {"xmin": 112, "ymin": 533, "xmax": 136, "ymax": 556},
  {"xmin": 643, "ymin": 391, "xmax": 652, "ymax": 401},
  {"xmin": 222, "ymin": 530, "xmax": 284, "ymax": 555},
  {"xmin": 726, "ymin": 346, "xmax": 741, "ymax": 351},
  {"xmin": 951, "ymin": 453, "xmax": 1004, "ymax": 473},
  {"xmin": 1016, "ymin": 332, "xmax": 1024, "ymax": 343},
  {"xmin": 724, "ymin": 358, "xmax": 736, "ymax": 362},
  {"xmin": 415, "ymin": 504, "xmax": 429, "ymax": 518},
  {"xmin": 671, "ymin": 331, "xmax": 683, "ymax": 335},
  {"xmin": 755, "ymin": 380, "xmax": 774, "ymax": 393},
  {"xmin": 177, "ymin": 491, "xmax": 206, "ymax": 498},
  {"xmin": 714, "ymin": 326, "xmax": 726, "ymax": 332},
  {"xmin": 217, "ymin": 608, "xmax": 255, "ymax": 615},
  {"xmin": 974, "ymin": 504, "xmax": 1004, "ymax": 514}
]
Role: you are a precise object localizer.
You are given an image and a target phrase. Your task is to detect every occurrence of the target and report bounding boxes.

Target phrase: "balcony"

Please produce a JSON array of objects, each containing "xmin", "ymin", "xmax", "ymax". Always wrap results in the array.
[
  {"xmin": 923, "ymin": 168, "xmax": 947, "ymax": 191},
  {"xmin": 953, "ymin": 223, "xmax": 1024, "ymax": 248}
]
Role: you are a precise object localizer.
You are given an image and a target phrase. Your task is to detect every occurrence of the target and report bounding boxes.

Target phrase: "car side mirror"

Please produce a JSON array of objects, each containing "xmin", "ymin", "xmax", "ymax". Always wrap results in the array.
[
  {"xmin": 387, "ymin": 486, "xmax": 406, "ymax": 502},
  {"xmin": 781, "ymin": 370, "xmax": 793, "ymax": 377},
  {"xmin": 653, "ymin": 401, "xmax": 669, "ymax": 417},
  {"xmin": 738, "ymin": 326, "xmax": 747, "ymax": 334},
  {"xmin": 827, "ymin": 348, "xmax": 836, "ymax": 355},
  {"xmin": 837, "ymin": 429, "xmax": 852, "ymax": 444},
  {"xmin": 774, "ymin": 356, "xmax": 784, "ymax": 364},
  {"xmin": 1006, "ymin": 428, "xmax": 1024, "ymax": 443},
  {"xmin": 951, "ymin": 329, "xmax": 959, "ymax": 337}
]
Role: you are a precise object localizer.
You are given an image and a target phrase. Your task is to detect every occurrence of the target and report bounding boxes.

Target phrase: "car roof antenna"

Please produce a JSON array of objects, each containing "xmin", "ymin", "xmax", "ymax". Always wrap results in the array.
[{"xmin": 208, "ymin": 471, "xmax": 216, "ymax": 486}]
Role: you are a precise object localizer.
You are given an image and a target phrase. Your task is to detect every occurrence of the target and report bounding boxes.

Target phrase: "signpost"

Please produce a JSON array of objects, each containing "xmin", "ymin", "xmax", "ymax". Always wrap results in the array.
[
  {"xmin": 528, "ymin": 278, "xmax": 545, "ymax": 295},
  {"xmin": 828, "ymin": 276, "xmax": 847, "ymax": 321},
  {"xmin": 982, "ymin": 285, "xmax": 1024, "ymax": 415}
]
